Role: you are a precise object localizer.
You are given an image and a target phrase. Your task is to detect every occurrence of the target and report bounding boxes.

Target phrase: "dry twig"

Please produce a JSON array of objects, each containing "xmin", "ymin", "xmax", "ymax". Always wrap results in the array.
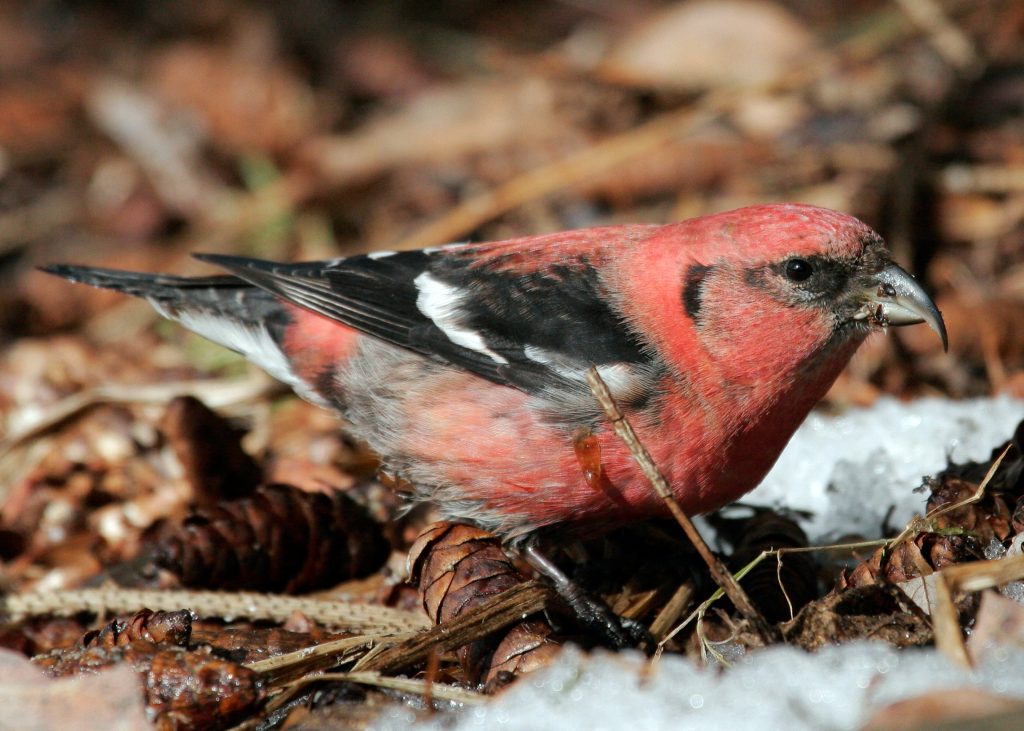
[
  {"xmin": 584, "ymin": 367, "xmax": 777, "ymax": 644},
  {"xmin": 353, "ymin": 581, "xmax": 551, "ymax": 673},
  {"xmin": 245, "ymin": 633, "xmax": 405, "ymax": 685},
  {"xmin": 282, "ymin": 671, "xmax": 485, "ymax": 705},
  {"xmin": 887, "ymin": 445, "xmax": 1010, "ymax": 550}
]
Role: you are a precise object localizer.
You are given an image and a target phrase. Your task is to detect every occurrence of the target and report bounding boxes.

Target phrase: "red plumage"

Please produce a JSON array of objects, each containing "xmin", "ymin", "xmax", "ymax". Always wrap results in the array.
[{"xmin": 44, "ymin": 204, "xmax": 946, "ymax": 538}]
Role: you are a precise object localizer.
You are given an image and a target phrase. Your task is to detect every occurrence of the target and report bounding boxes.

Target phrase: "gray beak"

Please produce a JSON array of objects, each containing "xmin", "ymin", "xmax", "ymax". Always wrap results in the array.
[{"xmin": 854, "ymin": 264, "xmax": 948, "ymax": 351}]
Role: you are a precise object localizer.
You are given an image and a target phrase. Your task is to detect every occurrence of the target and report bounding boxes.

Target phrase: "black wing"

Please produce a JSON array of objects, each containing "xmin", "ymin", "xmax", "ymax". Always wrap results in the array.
[{"xmin": 193, "ymin": 250, "xmax": 656, "ymax": 395}]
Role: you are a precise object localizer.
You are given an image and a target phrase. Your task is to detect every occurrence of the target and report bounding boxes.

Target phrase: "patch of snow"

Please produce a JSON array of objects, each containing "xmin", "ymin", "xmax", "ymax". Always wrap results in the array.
[
  {"xmin": 377, "ymin": 642, "xmax": 1024, "ymax": 731},
  {"xmin": 745, "ymin": 396, "xmax": 1023, "ymax": 541}
]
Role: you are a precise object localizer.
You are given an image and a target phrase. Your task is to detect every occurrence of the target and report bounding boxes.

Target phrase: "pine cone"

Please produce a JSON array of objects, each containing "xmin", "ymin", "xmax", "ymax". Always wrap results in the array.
[
  {"xmin": 34, "ymin": 641, "xmax": 262, "ymax": 730},
  {"xmin": 147, "ymin": 483, "xmax": 389, "ymax": 593},
  {"xmin": 408, "ymin": 522, "xmax": 560, "ymax": 686},
  {"xmin": 81, "ymin": 608, "xmax": 192, "ymax": 649}
]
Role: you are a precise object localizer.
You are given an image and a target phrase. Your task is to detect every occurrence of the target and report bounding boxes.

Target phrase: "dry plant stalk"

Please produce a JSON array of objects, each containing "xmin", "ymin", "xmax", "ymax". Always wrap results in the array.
[
  {"xmin": 888, "ymin": 445, "xmax": 1011, "ymax": 549},
  {"xmin": 245, "ymin": 633, "xmax": 402, "ymax": 685},
  {"xmin": 284, "ymin": 671, "xmax": 485, "ymax": 706},
  {"xmin": 353, "ymin": 581, "xmax": 551, "ymax": 674},
  {"xmin": 647, "ymin": 581, "xmax": 696, "ymax": 642},
  {"xmin": 1, "ymin": 587, "xmax": 430, "ymax": 634},
  {"xmin": 584, "ymin": 367, "xmax": 776, "ymax": 644}
]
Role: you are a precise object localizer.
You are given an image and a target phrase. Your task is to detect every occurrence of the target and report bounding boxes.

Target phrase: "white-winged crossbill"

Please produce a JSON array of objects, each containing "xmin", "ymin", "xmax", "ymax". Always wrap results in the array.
[{"xmin": 45, "ymin": 204, "xmax": 946, "ymax": 538}]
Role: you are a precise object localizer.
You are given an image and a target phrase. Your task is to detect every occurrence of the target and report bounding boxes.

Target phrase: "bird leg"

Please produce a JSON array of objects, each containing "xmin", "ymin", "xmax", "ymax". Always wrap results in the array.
[
  {"xmin": 522, "ymin": 542, "xmax": 652, "ymax": 652},
  {"xmin": 515, "ymin": 428, "xmax": 650, "ymax": 650}
]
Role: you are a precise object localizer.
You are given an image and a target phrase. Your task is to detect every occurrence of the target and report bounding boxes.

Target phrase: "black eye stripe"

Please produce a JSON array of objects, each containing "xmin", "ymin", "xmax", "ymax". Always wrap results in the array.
[
  {"xmin": 745, "ymin": 254, "xmax": 856, "ymax": 302},
  {"xmin": 683, "ymin": 263, "xmax": 713, "ymax": 322}
]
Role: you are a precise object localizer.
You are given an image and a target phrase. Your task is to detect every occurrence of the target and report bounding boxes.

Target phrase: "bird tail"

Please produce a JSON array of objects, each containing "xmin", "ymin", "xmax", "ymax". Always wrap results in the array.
[
  {"xmin": 40, "ymin": 264, "xmax": 251, "ymax": 308},
  {"xmin": 40, "ymin": 262, "xmax": 306, "ymax": 388}
]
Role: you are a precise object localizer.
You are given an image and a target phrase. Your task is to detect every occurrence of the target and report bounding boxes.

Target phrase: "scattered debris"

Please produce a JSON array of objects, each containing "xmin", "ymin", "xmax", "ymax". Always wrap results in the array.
[{"xmin": 2, "ymin": 0, "xmax": 1024, "ymax": 726}]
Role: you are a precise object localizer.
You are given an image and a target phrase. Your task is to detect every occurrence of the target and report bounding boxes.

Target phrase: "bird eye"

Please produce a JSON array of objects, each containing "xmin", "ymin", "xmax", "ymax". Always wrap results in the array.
[{"xmin": 785, "ymin": 258, "xmax": 813, "ymax": 282}]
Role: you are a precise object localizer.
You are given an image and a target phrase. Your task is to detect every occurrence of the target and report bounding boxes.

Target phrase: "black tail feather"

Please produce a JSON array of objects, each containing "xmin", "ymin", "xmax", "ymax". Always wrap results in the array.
[
  {"xmin": 39, "ymin": 263, "xmax": 290, "ymax": 334},
  {"xmin": 42, "ymin": 262, "xmax": 321, "ymax": 401},
  {"xmin": 39, "ymin": 264, "xmax": 245, "ymax": 300}
]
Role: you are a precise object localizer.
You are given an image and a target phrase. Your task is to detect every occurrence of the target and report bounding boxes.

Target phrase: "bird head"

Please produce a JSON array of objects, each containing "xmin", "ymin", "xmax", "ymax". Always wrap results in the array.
[
  {"xmin": 719, "ymin": 204, "xmax": 947, "ymax": 352},
  {"xmin": 618, "ymin": 204, "xmax": 947, "ymax": 390}
]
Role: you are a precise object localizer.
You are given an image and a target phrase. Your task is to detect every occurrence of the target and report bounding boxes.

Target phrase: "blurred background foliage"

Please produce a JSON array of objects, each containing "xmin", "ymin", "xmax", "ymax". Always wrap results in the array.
[{"xmin": 0, "ymin": 0, "xmax": 1022, "ymax": 402}]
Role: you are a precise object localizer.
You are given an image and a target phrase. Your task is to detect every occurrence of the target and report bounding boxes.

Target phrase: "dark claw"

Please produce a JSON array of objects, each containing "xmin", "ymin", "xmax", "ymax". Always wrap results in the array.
[{"xmin": 523, "ymin": 544, "xmax": 654, "ymax": 652}]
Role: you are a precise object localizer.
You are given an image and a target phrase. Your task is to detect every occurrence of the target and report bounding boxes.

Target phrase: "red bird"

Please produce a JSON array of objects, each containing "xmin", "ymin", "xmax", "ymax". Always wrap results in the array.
[{"xmin": 45, "ymin": 204, "xmax": 946, "ymax": 538}]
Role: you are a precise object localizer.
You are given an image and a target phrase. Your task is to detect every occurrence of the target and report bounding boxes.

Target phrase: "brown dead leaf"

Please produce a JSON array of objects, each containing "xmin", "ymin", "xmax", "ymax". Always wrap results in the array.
[
  {"xmin": 863, "ymin": 689, "xmax": 1024, "ymax": 731},
  {"xmin": 151, "ymin": 41, "xmax": 317, "ymax": 154},
  {"xmin": 600, "ymin": 0, "xmax": 816, "ymax": 90},
  {"xmin": 966, "ymin": 590, "xmax": 1024, "ymax": 664},
  {"xmin": 302, "ymin": 78, "xmax": 588, "ymax": 188},
  {"xmin": 160, "ymin": 395, "xmax": 262, "ymax": 505}
]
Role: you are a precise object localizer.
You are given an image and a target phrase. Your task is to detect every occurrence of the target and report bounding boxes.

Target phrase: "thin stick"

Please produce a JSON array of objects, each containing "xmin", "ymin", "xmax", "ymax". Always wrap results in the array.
[
  {"xmin": 353, "ymin": 581, "xmax": 551, "ymax": 673},
  {"xmin": 776, "ymin": 553, "xmax": 795, "ymax": 622},
  {"xmin": 647, "ymin": 581, "xmax": 695, "ymax": 642},
  {"xmin": 584, "ymin": 367, "xmax": 777, "ymax": 644},
  {"xmin": 282, "ymin": 671, "xmax": 485, "ymax": 705},
  {"xmin": 241, "ymin": 668, "xmax": 484, "ymax": 731},
  {"xmin": 887, "ymin": 444, "xmax": 1010, "ymax": 550},
  {"xmin": 932, "ymin": 570, "xmax": 970, "ymax": 668},
  {"xmin": 246, "ymin": 633, "xmax": 399, "ymax": 684}
]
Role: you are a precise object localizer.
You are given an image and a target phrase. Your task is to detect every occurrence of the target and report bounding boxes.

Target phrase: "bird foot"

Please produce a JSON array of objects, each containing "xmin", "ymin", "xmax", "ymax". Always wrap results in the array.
[{"xmin": 523, "ymin": 544, "xmax": 654, "ymax": 652}]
